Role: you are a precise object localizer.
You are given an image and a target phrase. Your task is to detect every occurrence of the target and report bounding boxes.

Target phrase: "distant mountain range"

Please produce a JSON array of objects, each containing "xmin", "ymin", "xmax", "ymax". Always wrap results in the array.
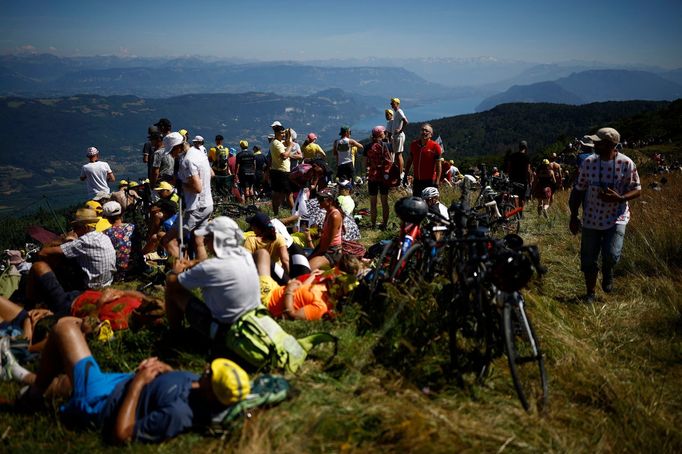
[{"xmin": 477, "ymin": 70, "xmax": 682, "ymax": 111}]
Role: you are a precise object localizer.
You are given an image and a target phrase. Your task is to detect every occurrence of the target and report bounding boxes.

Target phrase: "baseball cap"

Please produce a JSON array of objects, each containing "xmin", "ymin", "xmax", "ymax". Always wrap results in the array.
[
  {"xmin": 102, "ymin": 201, "xmax": 122, "ymax": 217},
  {"xmin": 192, "ymin": 135, "xmax": 204, "ymax": 143},
  {"xmin": 339, "ymin": 126, "xmax": 350, "ymax": 136},
  {"xmin": 179, "ymin": 129, "xmax": 188, "ymax": 137},
  {"xmin": 119, "ymin": 180, "xmax": 128, "ymax": 187},
  {"xmin": 86, "ymin": 147, "xmax": 99, "ymax": 157},
  {"xmin": 246, "ymin": 211, "xmax": 271, "ymax": 230},
  {"xmin": 338, "ymin": 179, "xmax": 353, "ymax": 189},
  {"xmin": 154, "ymin": 118, "xmax": 171, "ymax": 128},
  {"xmin": 271, "ymin": 121, "xmax": 283, "ymax": 128},
  {"xmin": 371, "ymin": 125, "xmax": 386, "ymax": 138},
  {"xmin": 385, "ymin": 109, "xmax": 394, "ymax": 116},
  {"xmin": 239, "ymin": 140, "xmax": 249, "ymax": 149},
  {"xmin": 289, "ymin": 129, "xmax": 298, "ymax": 140},
  {"xmin": 163, "ymin": 132, "xmax": 185, "ymax": 155},
  {"xmin": 519, "ymin": 140, "xmax": 528, "ymax": 149},
  {"xmin": 307, "ymin": 132, "xmax": 317, "ymax": 141},
  {"xmin": 391, "ymin": 97, "xmax": 400, "ymax": 105},
  {"xmin": 194, "ymin": 216, "xmax": 245, "ymax": 259},
  {"xmin": 587, "ymin": 127, "xmax": 621, "ymax": 145},
  {"xmin": 542, "ymin": 159, "xmax": 550, "ymax": 165},
  {"xmin": 210, "ymin": 358, "xmax": 250, "ymax": 406},
  {"xmin": 317, "ymin": 188, "xmax": 336, "ymax": 200},
  {"xmin": 154, "ymin": 181, "xmax": 174, "ymax": 191}
]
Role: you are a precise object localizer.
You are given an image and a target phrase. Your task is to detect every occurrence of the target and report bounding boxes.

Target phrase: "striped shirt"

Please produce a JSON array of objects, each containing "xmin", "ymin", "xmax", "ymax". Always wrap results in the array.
[{"xmin": 60, "ymin": 230, "xmax": 116, "ymax": 288}]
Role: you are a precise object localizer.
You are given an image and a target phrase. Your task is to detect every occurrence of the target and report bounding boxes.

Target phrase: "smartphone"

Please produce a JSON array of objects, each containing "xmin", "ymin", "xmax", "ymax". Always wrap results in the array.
[{"xmin": 300, "ymin": 219, "xmax": 309, "ymax": 232}]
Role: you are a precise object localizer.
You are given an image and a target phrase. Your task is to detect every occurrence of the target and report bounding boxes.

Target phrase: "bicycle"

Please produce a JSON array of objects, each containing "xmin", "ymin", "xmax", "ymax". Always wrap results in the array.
[{"xmin": 213, "ymin": 200, "xmax": 259, "ymax": 219}]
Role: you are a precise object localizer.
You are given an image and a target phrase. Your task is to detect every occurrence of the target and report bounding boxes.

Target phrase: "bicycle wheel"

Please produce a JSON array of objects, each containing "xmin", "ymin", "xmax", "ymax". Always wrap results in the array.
[
  {"xmin": 369, "ymin": 239, "xmax": 399, "ymax": 298},
  {"xmin": 448, "ymin": 284, "xmax": 496, "ymax": 384},
  {"xmin": 503, "ymin": 295, "xmax": 548, "ymax": 412},
  {"xmin": 389, "ymin": 243, "xmax": 425, "ymax": 284},
  {"xmin": 216, "ymin": 203, "xmax": 242, "ymax": 218},
  {"xmin": 500, "ymin": 203, "xmax": 521, "ymax": 235}
]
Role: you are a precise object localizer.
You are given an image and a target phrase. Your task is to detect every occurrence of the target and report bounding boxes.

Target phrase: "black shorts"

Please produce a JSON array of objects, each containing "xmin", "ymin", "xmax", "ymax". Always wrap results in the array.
[
  {"xmin": 337, "ymin": 163, "xmax": 355, "ymax": 181},
  {"xmin": 238, "ymin": 173, "xmax": 255, "ymax": 190},
  {"xmin": 270, "ymin": 169, "xmax": 291, "ymax": 194},
  {"xmin": 368, "ymin": 180, "xmax": 389, "ymax": 196}
]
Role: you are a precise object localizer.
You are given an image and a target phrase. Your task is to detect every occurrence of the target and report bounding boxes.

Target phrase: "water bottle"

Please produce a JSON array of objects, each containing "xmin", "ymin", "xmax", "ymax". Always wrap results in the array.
[{"xmin": 401, "ymin": 234, "xmax": 414, "ymax": 256}]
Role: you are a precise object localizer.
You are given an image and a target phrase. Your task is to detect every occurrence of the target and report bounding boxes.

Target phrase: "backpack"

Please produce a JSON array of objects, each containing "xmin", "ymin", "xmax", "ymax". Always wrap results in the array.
[
  {"xmin": 215, "ymin": 146, "xmax": 229, "ymax": 171},
  {"xmin": 211, "ymin": 374, "xmax": 290, "ymax": 427},
  {"xmin": 222, "ymin": 306, "xmax": 337, "ymax": 373}
]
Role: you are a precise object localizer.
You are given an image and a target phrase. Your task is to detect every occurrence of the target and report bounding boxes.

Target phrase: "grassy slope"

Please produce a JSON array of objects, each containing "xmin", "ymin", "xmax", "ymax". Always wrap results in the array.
[{"xmin": 1, "ymin": 151, "xmax": 681, "ymax": 453}]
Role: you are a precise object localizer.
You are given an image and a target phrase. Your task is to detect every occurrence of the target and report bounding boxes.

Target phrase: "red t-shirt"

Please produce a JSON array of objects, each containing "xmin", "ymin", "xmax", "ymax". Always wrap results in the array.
[{"xmin": 409, "ymin": 139, "xmax": 442, "ymax": 181}]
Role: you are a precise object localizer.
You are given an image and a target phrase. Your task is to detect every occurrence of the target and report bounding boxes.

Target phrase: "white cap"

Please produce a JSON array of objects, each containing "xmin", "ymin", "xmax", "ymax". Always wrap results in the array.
[
  {"xmin": 270, "ymin": 121, "xmax": 283, "ymax": 128},
  {"xmin": 195, "ymin": 217, "xmax": 245, "ymax": 258},
  {"xmin": 86, "ymin": 147, "xmax": 99, "ymax": 157},
  {"xmin": 289, "ymin": 128, "xmax": 297, "ymax": 140},
  {"xmin": 102, "ymin": 201, "xmax": 122, "ymax": 217},
  {"xmin": 163, "ymin": 132, "xmax": 185, "ymax": 155},
  {"xmin": 192, "ymin": 135, "xmax": 204, "ymax": 143}
]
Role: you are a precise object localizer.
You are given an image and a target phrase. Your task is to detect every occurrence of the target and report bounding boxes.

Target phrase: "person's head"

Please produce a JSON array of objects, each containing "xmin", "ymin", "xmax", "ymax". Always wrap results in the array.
[
  {"xmin": 118, "ymin": 179, "xmax": 128, "ymax": 190},
  {"xmin": 550, "ymin": 152, "xmax": 557, "ymax": 162},
  {"xmin": 154, "ymin": 181, "xmax": 175, "ymax": 199},
  {"xmin": 338, "ymin": 179, "xmax": 352, "ymax": 195},
  {"xmin": 154, "ymin": 198, "xmax": 177, "ymax": 218},
  {"xmin": 246, "ymin": 212, "xmax": 276, "ymax": 240},
  {"xmin": 384, "ymin": 109, "xmax": 394, "ymax": 121},
  {"xmin": 587, "ymin": 127, "xmax": 620, "ymax": 156},
  {"xmin": 541, "ymin": 158, "xmax": 550, "ymax": 168},
  {"xmin": 579, "ymin": 136, "xmax": 595, "ymax": 153},
  {"xmin": 195, "ymin": 216, "xmax": 245, "ymax": 258},
  {"xmin": 390, "ymin": 97, "xmax": 400, "ymax": 110},
  {"xmin": 239, "ymin": 139, "xmax": 249, "ymax": 150},
  {"xmin": 192, "ymin": 136, "xmax": 204, "ymax": 148},
  {"xmin": 339, "ymin": 126, "xmax": 351, "ymax": 138},
  {"xmin": 316, "ymin": 188, "xmax": 337, "ymax": 210},
  {"xmin": 421, "ymin": 186, "xmax": 440, "ymax": 206},
  {"xmin": 102, "ymin": 201, "xmax": 122, "ymax": 221},
  {"xmin": 519, "ymin": 140, "xmax": 528, "ymax": 152},
  {"xmin": 71, "ymin": 207, "xmax": 99, "ymax": 235},
  {"xmin": 337, "ymin": 254, "xmax": 362, "ymax": 276},
  {"xmin": 154, "ymin": 118, "xmax": 172, "ymax": 135},
  {"xmin": 271, "ymin": 121, "xmax": 285, "ymax": 139},
  {"xmin": 253, "ymin": 145, "xmax": 261, "ymax": 154},
  {"xmin": 215, "ymin": 134, "xmax": 224, "ymax": 146},
  {"xmin": 307, "ymin": 132, "xmax": 317, "ymax": 143},
  {"xmin": 196, "ymin": 358, "xmax": 250, "ymax": 408},
  {"xmin": 179, "ymin": 129, "xmax": 189, "ymax": 141},
  {"xmin": 371, "ymin": 125, "xmax": 385, "ymax": 142},
  {"xmin": 149, "ymin": 132, "xmax": 163, "ymax": 148},
  {"xmin": 86, "ymin": 146, "xmax": 99, "ymax": 162},
  {"xmin": 163, "ymin": 132, "xmax": 186, "ymax": 158},
  {"xmin": 420, "ymin": 124, "xmax": 433, "ymax": 143}
]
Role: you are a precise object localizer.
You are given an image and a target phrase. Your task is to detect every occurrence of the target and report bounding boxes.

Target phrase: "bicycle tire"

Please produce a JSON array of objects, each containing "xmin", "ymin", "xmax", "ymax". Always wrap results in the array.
[
  {"xmin": 369, "ymin": 239, "xmax": 399, "ymax": 298},
  {"xmin": 503, "ymin": 295, "xmax": 548, "ymax": 412},
  {"xmin": 216, "ymin": 203, "xmax": 242, "ymax": 218},
  {"xmin": 500, "ymin": 202, "xmax": 521, "ymax": 235},
  {"xmin": 390, "ymin": 242, "xmax": 425, "ymax": 284}
]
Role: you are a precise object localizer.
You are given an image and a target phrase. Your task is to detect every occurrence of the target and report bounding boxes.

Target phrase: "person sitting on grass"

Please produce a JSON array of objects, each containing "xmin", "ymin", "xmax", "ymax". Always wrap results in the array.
[
  {"xmin": 164, "ymin": 217, "xmax": 261, "ymax": 343},
  {"xmin": 0, "ymin": 317, "xmax": 250, "ymax": 444},
  {"xmin": 243, "ymin": 212, "xmax": 290, "ymax": 278},
  {"xmin": 102, "ymin": 201, "xmax": 141, "ymax": 281},
  {"xmin": 307, "ymin": 188, "xmax": 343, "ymax": 271},
  {"xmin": 254, "ymin": 250, "xmax": 360, "ymax": 320}
]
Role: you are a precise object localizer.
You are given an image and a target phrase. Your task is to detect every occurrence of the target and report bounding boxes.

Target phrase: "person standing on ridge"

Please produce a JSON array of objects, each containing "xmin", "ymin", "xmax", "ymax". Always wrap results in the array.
[
  {"xmin": 80, "ymin": 147, "xmax": 115, "ymax": 197},
  {"xmin": 269, "ymin": 121, "xmax": 295, "ymax": 216},
  {"xmin": 333, "ymin": 126, "xmax": 363, "ymax": 182},
  {"xmin": 390, "ymin": 98, "xmax": 408, "ymax": 182},
  {"xmin": 209, "ymin": 135, "xmax": 230, "ymax": 197},
  {"xmin": 235, "ymin": 140, "xmax": 257, "ymax": 204},
  {"xmin": 302, "ymin": 133, "xmax": 326, "ymax": 160},
  {"xmin": 569, "ymin": 127, "xmax": 641, "ymax": 303},
  {"xmin": 506, "ymin": 140, "xmax": 533, "ymax": 212},
  {"xmin": 404, "ymin": 123, "xmax": 442, "ymax": 197}
]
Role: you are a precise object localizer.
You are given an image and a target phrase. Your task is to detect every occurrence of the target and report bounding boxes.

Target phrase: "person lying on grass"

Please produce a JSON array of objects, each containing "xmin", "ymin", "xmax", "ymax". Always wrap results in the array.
[
  {"xmin": 0, "ymin": 317, "xmax": 250, "ymax": 444},
  {"xmin": 254, "ymin": 249, "xmax": 360, "ymax": 320}
]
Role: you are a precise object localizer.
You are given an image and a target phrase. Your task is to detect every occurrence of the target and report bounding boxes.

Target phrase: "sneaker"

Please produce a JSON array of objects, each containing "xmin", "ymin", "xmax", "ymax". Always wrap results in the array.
[{"xmin": 0, "ymin": 337, "xmax": 16, "ymax": 381}]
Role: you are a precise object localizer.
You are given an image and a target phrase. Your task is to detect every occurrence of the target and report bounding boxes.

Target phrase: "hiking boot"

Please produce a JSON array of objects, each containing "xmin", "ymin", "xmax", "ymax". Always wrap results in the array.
[
  {"xmin": 602, "ymin": 274, "xmax": 614, "ymax": 293},
  {"xmin": 584, "ymin": 293, "xmax": 597, "ymax": 304}
]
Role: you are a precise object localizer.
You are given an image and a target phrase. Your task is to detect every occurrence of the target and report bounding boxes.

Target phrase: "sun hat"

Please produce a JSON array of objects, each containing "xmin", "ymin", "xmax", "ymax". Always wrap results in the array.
[
  {"xmin": 86, "ymin": 147, "xmax": 99, "ymax": 157},
  {"xmin": 154, "ymin": 181, "xmax": 174, "ymax": 192},
  {"xmin": 246, "ymin": 212, "xmax": 271, "ymax": 230},
  {"xmin": 194, "ymin": 216, "xmax": 245, "ymax": 259},
  {"xmin": 92, "ymin": 191, "xmax": 110, "ymax": 201},
  {"xmin": 239, "ymin": 140, "xmax": 249, "ymax": 149},
  {"xmin": 587, "ymin": 127, "xmax": 620, "ymax": 145},
  {"xmin": 579, "ymin": 136, "xmax": 595, "ymax": 148},
  {"xmin": 163, "ymin": 132, "xmax": 185, "ymax": 155},
  {"xmin": 371, "ymin": 125, "xmax": 386, "ymax": 138},
  {"xmin": 307, "ymin": 132, "xmax": 317, "ymax": 141},
  {"xmin": 209, "ymin": 358, "xmax": 250, "ymax": 406},
  {"xmin": 71, "ymin": 207, "xmax": 100, "ymax": 225},
  {"xmin": 102, "ymin": 201, "xmax": 122, "ymax": 217},
  {"xmin": 192, "ymin": 135, "xmax": 204, "ymax": 143}
]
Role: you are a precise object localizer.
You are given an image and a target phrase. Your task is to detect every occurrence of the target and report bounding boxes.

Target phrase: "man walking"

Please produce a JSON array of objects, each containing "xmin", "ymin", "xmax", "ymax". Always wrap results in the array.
[
  {"xmin": 569, "ymin": 127, "xmax": 641, "ymax": 302},
  {"xmin": 80, "ymin": 147, "xmax": 115, "ymax": 197}
]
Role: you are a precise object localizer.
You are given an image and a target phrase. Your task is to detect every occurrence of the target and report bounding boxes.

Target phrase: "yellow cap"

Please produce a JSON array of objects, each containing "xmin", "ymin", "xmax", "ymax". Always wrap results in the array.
[
  {"xmin": 128, "ymin": 181, "xmax": 139, "ymax": 188},
  {"xmin": 210, "ymin": 358, "xmax": 250, "ymax": 405},
  {"xmin": 542, "ymin": 159, "xmax": 550, "ymax": 165},
  {"xmin": 154, "ymin": 181, "xmax": 174, "ymax": 191},
  {"xmin": 385, "ymin": 109, "xmax": 393, "ymax": 116},
  {"xmin": 85, "ymin": 200, "xmax": 102, "ymax": 212},
  {"xmin": 391, "ymin": 97, "xmax": 400, "ymax": 105},
  {"xmin": 239, "ymin": 140, "xmax": 249, "ymax": 149},
  {"xmin": 119, "ymin": 180, "xmax": 128, "ymax": 186},
  {"xmin": 179, "ymin": 129, "xmax": 188, "ymax": 136}
]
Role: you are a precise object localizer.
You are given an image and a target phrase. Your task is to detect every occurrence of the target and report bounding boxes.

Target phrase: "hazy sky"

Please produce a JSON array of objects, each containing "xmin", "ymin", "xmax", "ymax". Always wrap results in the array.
[{"xmin": 2, "ymin": 0, "xmax": 681, "ymax": 67}]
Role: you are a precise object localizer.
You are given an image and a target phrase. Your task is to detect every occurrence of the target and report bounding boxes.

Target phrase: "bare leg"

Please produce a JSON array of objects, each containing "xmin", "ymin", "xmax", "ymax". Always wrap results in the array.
[
  {"xmin": 272, "ymin": 191, "xmax": 282, "ymax": 216},
  {"xmin": 254, "ymin": 249, "xmax": 272, "ymax": 276},
  {"xmin": 380, "ymin": 193, "xmax": 389, "ymax": 227},
  {"xmin": 194, "ymin": 234, "xmax": 207, "ymax": 261},
  {"xmin": 164, "ymin": 276, "xmax": 193, "ymax": 331},
  {"xmin": 0, "ymin": 296, "xmax": 24, "ymax": 323},
  {"xmin": 309, "ymin": 255, "xmax": 330, "ymax": 271}
]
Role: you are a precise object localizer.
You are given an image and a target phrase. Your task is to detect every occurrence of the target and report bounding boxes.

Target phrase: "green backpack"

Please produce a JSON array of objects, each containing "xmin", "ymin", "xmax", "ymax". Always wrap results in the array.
[
  {"xmin": 223, "ymin": 306, "xmax": 337, "ymax": 373},
  {"xmin": 212, "ymin": 374, "xmax": 290, "ymax": 427}
]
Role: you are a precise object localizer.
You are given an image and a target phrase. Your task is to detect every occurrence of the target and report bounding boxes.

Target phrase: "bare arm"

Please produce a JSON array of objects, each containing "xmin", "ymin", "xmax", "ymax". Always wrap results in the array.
[
  {"xmin": 279, "ymin": 244, "xmax": 290, "ymax": 274},
  {"xmin": 435, "ymin": 159, "xmax": 442, "ymax": 183},
  {"xmin": 312, "ymin": 211, "xmax": 342, "ymax": 257},
  {"xmin": 349, "ymin": 139, "xmax": 364, "ymax": 151},
  {"xmin": 107, "ymin": 172, "xmax": 115, "ymax": 182}
]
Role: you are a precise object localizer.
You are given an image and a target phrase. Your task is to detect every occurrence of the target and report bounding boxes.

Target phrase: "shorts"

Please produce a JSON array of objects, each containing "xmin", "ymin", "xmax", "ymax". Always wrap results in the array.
[
  {"xmin": 61, "ymin": 356, "xmax": 132, "ymax": 423},
  {"xmin": 186, "ymin": 297, "xmax": 230, "ymax": 340},
  {"xmin": 392, "ymin": 132, "xmax": 406, "ymax": 154},
  {"xmin": 36, "ymin": 270, "xmax": 83, "ymax": 316},
  {"xmin": 580, "ymin": 224, "xmax": 626, "ymax": 274},
  {"xmin": 270, "ymin": 170, "xmax": 291, "ymax": 194},
  {"xmin": 238, "ymin": 174, "xmax": 255, "ymax": 190},
  {"xmin": 368, "ymin": 180, "xmax": 389, "ymax": 196},
  {"xmin": 259, "ymin": 275, "xmax": 280, "ymax": 307},
  {"xmin": 0, "ymin": 309, "xmax": 28, "ymax": 334},
  {"xmin": 167, "ymin": 206, "xmax": 212, "ymax": 238},
  {"xmin": 337, "ymin": 163, "xmax": 355, "ymax": 181},
  {"xmin": 322, "ymin": 244, "xmax": 343, "ymax": 267}
]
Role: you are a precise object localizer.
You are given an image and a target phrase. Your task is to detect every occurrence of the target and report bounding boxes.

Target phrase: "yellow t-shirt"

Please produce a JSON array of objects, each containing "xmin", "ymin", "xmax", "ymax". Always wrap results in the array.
[
  {"xmin": 303, "ymin": 142, "xmax": 326, "ymax": 160},
  {"xmin": 243, "ymin": 234, "xmax": 287, "ymax": 264},
  {"xmin": 269, "ymin": 139, "xmax": 290, "ymax": 172}
]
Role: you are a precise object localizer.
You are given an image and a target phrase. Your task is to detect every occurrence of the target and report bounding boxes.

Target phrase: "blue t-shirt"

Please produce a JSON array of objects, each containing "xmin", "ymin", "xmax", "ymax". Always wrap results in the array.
[{"xmin": 100, "ymin": 371, "xmax": 207, "ymax": 443}]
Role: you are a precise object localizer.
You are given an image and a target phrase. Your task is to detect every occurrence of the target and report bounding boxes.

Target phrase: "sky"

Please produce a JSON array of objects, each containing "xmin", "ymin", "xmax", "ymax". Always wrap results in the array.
[{"xmin": 1, "ymin": 0, "xmax": 681, "ymax": 67}]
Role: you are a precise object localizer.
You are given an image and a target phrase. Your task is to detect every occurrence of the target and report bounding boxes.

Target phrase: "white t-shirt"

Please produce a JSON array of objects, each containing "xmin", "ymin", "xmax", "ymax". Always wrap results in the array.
[
  {"xmin": 178, "ymin": 148, "xmax": 213, "ymax": 211},
  {"xmin": 178, "ymin": 253, "xmax": 261, "ymax": 324},
  {"xmin": 80, "ymin": 161, "xmax": 112, "ymax": 196},
  {"xmin": 392, "ymin": 108, "xmax": 408, "ymax": 134},
  {"xmin": 335, "ymin": 137, "xmax": 353, "ymax": 166}
]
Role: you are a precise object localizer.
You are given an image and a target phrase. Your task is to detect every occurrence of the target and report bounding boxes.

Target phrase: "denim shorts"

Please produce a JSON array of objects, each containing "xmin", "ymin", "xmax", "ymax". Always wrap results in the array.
[{"xmin": 580, "ymin": 224, "xmax": 626, "ymax": 274}]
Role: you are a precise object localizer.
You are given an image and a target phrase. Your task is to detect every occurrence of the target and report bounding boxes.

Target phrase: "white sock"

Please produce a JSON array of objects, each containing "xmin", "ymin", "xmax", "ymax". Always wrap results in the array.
[{"xmin": 11, "ymin": 361, "xmax": 31, "ymax": 383}]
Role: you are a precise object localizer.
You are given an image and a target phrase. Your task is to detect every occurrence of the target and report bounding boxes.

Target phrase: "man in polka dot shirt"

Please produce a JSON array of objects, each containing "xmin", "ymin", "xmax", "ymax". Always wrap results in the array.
[{"xmin": 568, "ymin": 127, "xmax": 641, "ymax": 303}]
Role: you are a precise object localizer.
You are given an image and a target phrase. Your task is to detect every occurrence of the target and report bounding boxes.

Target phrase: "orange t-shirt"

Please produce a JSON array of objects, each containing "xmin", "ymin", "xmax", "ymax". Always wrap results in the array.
[{"xmin": 267, "ymin": 283, "xmax": 329, "ymax": 320}]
